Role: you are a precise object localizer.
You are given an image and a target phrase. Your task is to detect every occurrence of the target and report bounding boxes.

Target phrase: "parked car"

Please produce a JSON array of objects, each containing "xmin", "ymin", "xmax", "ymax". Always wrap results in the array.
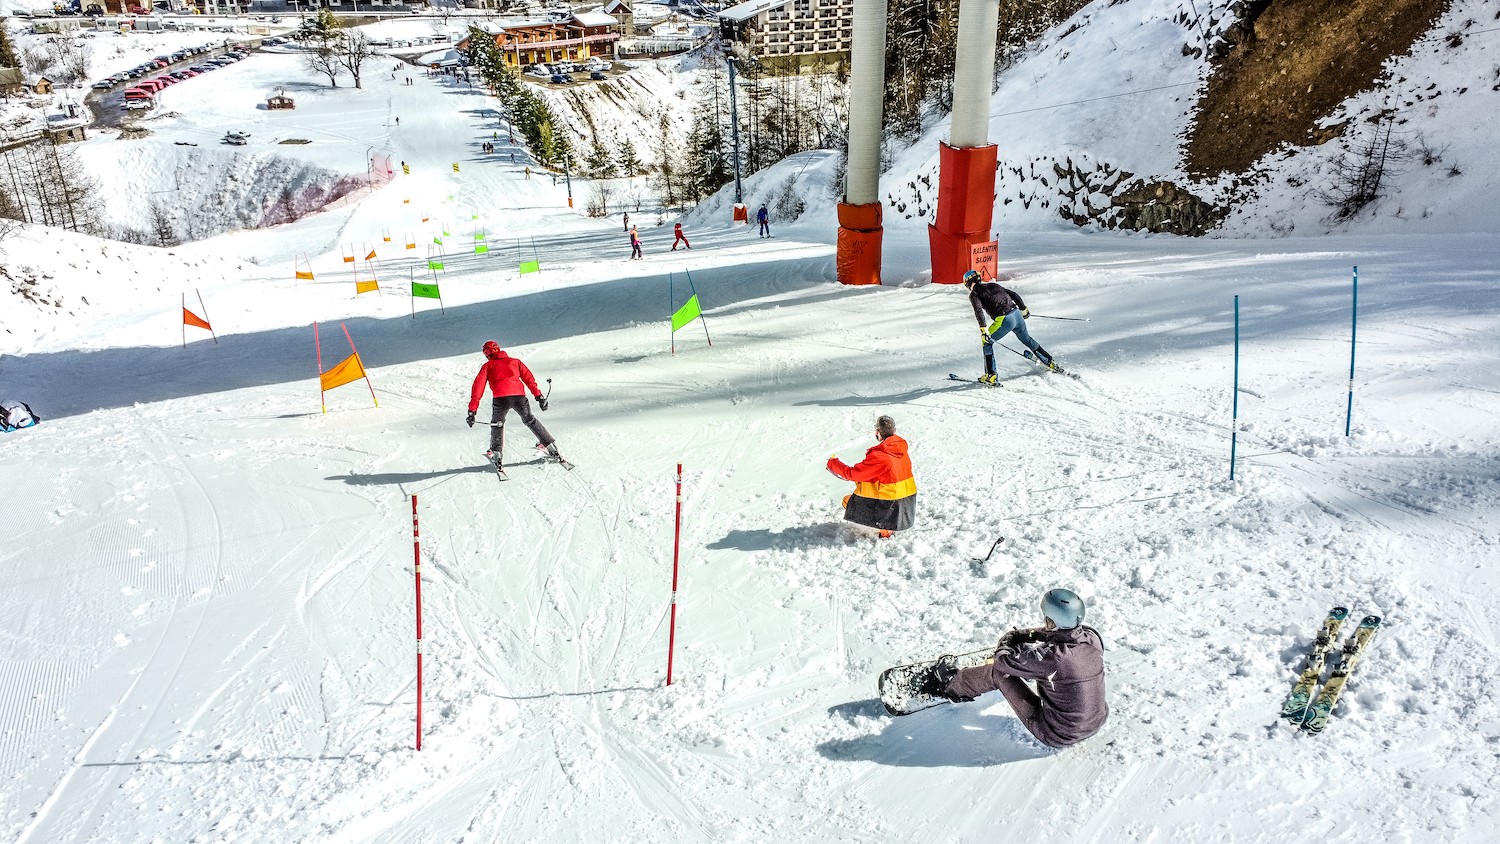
[
  {"xmin": 223, "ymin": 131, "xmax": 248, "ymax": 145},
  {"xmin": 91, "ymin": 79, "xmax": 114, "ymax": 90},
  {"xmin": 524, "ymin": 66, "xmax": 549, "ymax": 79},
  {"xmin": 550, "ymin": 73, "xmax": 570, "ymax": 84},
  {"xmin": 590, "ymin": 70, "xmax": 606, "ymax": 81}
]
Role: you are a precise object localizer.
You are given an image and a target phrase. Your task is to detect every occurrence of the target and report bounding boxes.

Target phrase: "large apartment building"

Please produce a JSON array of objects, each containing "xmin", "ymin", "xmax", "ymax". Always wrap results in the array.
[{"xmin": 717, "ymin": 0, "xmax": 853, "ymax": 69}]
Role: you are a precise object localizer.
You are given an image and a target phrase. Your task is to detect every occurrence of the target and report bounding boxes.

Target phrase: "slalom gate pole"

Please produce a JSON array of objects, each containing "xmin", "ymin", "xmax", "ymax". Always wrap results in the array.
[
  {"xmin": 181, "ymin": 292, "xmax": 186, "ymax": 349},
  {"xmin": 197, "ymin": 289, "xmax": 217, "ymax": 344},
  {"xmin": 667, "ymin": 463, "xmax": 682, "ymax": 686},
  {"xmin": 1230, "ymin": 295, "xmax": 1240, "ymax": 480},
  {"xmin": 669, "ymin": 273, "xmax": 676, "ymax": 356},
  {"xmin": 1027, "ymin": 314, "xmax": 1090, "ymax": 322},
  {"xmin": 315, "ymin": 322, "xmax": 326, "ymax": 414},
  {"xmin": 1345, "ymin": 266, "xmax": 1358, "ymax": 437},
  {"xmin": 686, "ymin": 270, "xmax": 712, "ymax": 347},
  {"xmin": 342, "ymin": 322, "xmax": 380, "ymax": 409},
  {"xmin": 412, "ymin": 495, "xmax": 423, "ymax": 750}
]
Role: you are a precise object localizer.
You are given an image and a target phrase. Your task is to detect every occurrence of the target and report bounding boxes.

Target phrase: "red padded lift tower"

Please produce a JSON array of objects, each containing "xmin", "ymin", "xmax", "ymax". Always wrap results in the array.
[
  {"xmin": 836, "ymin": 0, "xmax": 886, "ymax": 285},
  {"xmin": 929, "ymin": 0, "xmax": 1002, "ymax": 284}
]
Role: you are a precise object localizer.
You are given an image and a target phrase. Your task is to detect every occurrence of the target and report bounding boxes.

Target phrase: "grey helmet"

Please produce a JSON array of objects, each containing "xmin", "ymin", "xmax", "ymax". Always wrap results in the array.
[{"xmin": 1041, "ymin": 588, "xmax": 1085, "ymax": 629}]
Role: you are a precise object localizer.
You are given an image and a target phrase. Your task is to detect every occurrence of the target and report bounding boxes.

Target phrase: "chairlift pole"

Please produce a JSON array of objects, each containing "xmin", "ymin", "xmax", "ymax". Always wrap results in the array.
[{"xmin": 727, "ymin": 53, "xmax": 743, "ymax": 204}]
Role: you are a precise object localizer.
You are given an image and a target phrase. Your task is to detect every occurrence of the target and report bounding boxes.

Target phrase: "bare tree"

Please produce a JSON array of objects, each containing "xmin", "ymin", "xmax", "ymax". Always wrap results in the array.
[
  {"xmin": 1318, "ymin": 116, "xmax": 1410, "ymax": 221},
  {"xmin": 148, "ymin": 200, "xmax": 179, "ymax": 247},
  {"xmin": 338, "ymin": 31, "xmax": 377, "ymax": 90},
  {"xmin": 585, "ymin": 181, "xmax": 614, "ymax": 217},
  {"xmin": 304, "ymin": 43, "xmax": 342, "ymax": 88},
  {"xmin": 47, "ymin": 37, "xmax": 90, "ymax": 85}
]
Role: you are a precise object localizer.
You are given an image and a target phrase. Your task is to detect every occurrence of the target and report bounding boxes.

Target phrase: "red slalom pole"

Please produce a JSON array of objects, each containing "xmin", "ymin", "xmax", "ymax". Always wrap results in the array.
[
  {"xmin": 667, "ymin": 463, "xmax": 682, "ymax": 686},
  {"xmin": 412, "ymin": 495, "xmax": 423, "ymax": 750}
]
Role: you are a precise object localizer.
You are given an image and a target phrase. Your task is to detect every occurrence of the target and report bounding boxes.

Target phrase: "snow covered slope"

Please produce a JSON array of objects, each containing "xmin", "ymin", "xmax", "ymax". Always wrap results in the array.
[{"xmin": 3, "ymin": 1, "xmax": 1500, "ymax": 841}]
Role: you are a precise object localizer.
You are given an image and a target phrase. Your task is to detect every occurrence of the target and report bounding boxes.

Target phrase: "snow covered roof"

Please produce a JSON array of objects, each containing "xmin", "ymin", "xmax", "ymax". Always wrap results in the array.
[
  {"xmin": 418, "ymin": 49, "xmax": 462, "ymax": 66},
  {"xmin": 718, "ymin": 0, "xmax": 792, "ymax": 23},
  {"xmin": 573, "ymin": 11, "xmax": 617, "ymax": 27}
]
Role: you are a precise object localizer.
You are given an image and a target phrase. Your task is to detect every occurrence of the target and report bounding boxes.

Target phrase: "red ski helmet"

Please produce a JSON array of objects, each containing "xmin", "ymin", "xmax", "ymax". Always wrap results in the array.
[{"xmin": 482, "ymin": 340, "xmax": 501, "ymax": 357}]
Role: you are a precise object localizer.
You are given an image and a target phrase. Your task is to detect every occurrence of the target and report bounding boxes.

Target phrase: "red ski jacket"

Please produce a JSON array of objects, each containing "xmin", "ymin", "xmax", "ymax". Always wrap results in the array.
[{"xmin": 469, "ymin": 350, "xmax": 542, "ymax": 411}]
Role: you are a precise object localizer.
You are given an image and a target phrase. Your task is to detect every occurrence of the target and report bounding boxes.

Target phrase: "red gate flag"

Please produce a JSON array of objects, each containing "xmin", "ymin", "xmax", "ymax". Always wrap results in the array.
[{"xmin": 183, "ymin": 308, "xmax": 211, "ymax": 330}]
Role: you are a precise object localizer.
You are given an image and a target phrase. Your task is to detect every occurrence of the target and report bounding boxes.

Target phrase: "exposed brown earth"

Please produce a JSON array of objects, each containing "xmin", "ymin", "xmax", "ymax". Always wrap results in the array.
[{"xmin": 1184, "ymin": 0, "xmax": 1452, "ymax": 178}]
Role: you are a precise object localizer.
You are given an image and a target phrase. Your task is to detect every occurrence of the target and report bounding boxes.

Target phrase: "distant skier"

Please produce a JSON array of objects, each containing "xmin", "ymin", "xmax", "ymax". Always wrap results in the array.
[
  {"xmin": 964, "ymin": 269, "xmax": 1056, "ymax": 383},
  {"xmin": 924, "ymin": 588, "xmax": 1108, "ymax": 748},
  {"xmin": 825, "ymin": 414, "xmax": 915, "ymax": 539},
  {"xmin": 466, "ymin": 340, "xmax": 564, "ymax": 471},
  {"xmin": 629, "ymin": 225, "xmax": 642, "ymax": 260},
  {"xmin": 622, "ymin": 211, "xmax": 630, "ymax": 232},
  {"xmin": 671, "ymin": 222, "xmax": 690, "ymax": 251},
  {"xmin": 524, "ymin": 166, "xmax": 531, "ymax": 180},
  {"xmin": 756, "ymin": 203, "xmax": 770, "ymax": 237}
]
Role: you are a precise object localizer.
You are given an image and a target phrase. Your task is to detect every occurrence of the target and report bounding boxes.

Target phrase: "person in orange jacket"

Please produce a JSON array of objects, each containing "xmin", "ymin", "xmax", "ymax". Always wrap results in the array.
[{"xmin": 826, "ymin": 414, "xmax": 916, "ymax": 538}]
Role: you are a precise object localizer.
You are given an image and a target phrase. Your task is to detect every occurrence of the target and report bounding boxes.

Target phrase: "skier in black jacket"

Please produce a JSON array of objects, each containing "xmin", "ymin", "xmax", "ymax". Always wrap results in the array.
[{"xmin": 964, "ymin": 270, "xmax": 1055, "ymax": 383}]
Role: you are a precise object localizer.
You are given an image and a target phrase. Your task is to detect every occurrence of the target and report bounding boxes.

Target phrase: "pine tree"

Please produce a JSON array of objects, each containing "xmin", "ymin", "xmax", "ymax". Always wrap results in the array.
[
  {"xmin": 0, "ymin": 20, "xmax": 21, "ymax": 70},
  {"xmin": 585, "ymin": 138, "xmax": 616, "ymax": 178},
  {"xmin": 618, "ymin": 138, "xmax": 642, "ymax": 178}
]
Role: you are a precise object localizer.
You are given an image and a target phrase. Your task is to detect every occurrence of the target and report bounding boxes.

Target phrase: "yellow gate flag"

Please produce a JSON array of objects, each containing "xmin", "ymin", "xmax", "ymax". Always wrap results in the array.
[
  {"xmin": 356, "ymin": 280, "xmax": 379, "ymax": 294},
  {"xmin": 320, "ymin": 353, "xmax": 366, "ymax": 392},
  {"xmin": 671, "ymin": 294, "xmax": 702, "ymax": 332}
]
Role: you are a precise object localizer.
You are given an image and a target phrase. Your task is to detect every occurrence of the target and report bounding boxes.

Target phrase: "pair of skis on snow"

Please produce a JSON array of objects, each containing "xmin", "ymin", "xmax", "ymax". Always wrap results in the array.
[
  {"xmin": 1280, "ymin": 607, "xmax": 1382, "ymax": 734},
  {"xmin": 948, "ymin": 349, "xmax": 1079, "ymax": 386},
  {"xmin": 486, "ymin": 442, "xmax": 574, "ymax": 481}
]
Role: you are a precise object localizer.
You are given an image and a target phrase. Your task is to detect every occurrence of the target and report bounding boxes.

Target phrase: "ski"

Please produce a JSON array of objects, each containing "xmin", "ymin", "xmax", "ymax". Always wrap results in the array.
[
  {"xmin": 1279, "ymin": 606, "xmax": 1349, "ymax": 724},
  {"xmin": 536, "ymin": 443, "xmax": 576, "ymax": 471},
  {"xmin": 484, "ymin": 451, "xmax": 509, "ymax": 481},
  {"xmin": 948, "ymin": 373, "xmax": 1001, "ymax": 387},
  {"xmin": 1301, "ymin": 615, "xmax": 1381, "ymax": 735},
  {"xmin": 1022, "ymin": 350, "xmax": 1081, "ymax": 380}
]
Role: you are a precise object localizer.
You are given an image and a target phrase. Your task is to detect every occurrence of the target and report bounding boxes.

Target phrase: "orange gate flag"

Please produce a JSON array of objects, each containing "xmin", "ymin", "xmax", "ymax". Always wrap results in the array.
[
  {"xmin": 182, "ymin": 308, "xmax": 211, "ymax": 330},
  {"xmin": 320, "ymin": 353, "xmax": 366, "ymax": 392}
]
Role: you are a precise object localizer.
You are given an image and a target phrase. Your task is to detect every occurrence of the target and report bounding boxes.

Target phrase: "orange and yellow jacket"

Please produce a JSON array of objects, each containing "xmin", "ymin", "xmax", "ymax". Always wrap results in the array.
[{"xmin": 827, "ymin": 435, "xmax": 917, "ymax": 531}]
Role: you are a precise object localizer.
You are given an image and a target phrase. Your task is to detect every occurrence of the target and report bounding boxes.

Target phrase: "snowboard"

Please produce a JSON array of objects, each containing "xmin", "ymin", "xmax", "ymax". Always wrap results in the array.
[{"xmin": 878, "ymin": 648, "xmax": 993, "ymax": 716}]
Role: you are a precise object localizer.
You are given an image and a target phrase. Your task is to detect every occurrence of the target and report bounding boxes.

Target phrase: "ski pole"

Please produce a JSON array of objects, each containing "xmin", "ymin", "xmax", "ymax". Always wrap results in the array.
[
  {"xmin": 1026, "ymin": 314, "xmax": 1090, "ymax": 321},
  {"xmin": 971, "ymin": 536, "xmax": 1005, "ymax": 564},
  {"xmin": 545, "ymin": 378, "xmax": 553, "ymax": 400}
]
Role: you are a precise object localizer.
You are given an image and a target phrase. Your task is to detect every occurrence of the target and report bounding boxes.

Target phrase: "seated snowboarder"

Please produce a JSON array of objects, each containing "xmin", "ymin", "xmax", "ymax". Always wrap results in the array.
[
  {"xmin": 825, "ymin": 414, "xmax": 916, "ymax": 539},
  {"xmin": 926, "ymin": 588, "xmax": 1108, "ymax": 748}
]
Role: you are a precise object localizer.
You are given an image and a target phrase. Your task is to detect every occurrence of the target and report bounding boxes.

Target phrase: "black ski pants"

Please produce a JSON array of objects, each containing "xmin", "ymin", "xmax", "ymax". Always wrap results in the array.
[{"xmin": 490, "ymin": 395, "xmax": 554, "ymax": 454}]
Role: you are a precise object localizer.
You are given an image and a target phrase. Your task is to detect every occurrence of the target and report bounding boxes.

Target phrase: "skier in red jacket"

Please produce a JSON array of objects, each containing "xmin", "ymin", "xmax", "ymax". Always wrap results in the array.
[
  {"xmin": 466, "ymin": 340, "xmax": 564, "ymax": 470},
  {"xmin": 826, "ymin": 414, "xmax": 916, "ymax": 538}
]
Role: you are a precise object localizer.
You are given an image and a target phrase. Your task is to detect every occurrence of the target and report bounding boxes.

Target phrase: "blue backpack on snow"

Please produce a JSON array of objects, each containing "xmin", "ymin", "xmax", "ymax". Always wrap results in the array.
[{"xmin": 0, "ymin": 400, "xmax": 38, "ymax": 432}]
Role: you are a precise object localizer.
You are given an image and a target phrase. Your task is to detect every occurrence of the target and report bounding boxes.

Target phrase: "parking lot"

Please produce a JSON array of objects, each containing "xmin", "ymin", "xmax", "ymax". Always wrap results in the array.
[{"xmin": 85, "ymin": 39, "xmax": 281, "ymax": 129}]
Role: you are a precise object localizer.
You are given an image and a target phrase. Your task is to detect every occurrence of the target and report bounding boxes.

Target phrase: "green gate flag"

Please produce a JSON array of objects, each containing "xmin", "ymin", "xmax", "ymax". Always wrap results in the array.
[
  {"xmin": 671, "ymin": 294, "xmax": 702, "ymax": 332},
  {"xmin": 427, "ymin": 259, "xmax": 445, "ymax": 271},
  {"xmin": 412, "ymin": 281, "xmax": 441, "ymax": 299},
  {"xmin": 475, "ymin": 244, "xmax": 489, "ymax": 254},
  {"xmin": 519, "ymin": 260, "xmax": 541, "ymax": 274}
]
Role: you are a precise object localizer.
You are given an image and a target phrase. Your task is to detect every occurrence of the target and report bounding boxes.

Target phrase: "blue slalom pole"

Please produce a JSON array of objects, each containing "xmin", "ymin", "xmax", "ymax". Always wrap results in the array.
[
  {"xmin": 1230, "ymin": 294, "xmax": 1240, "ymax": 480},
  {"xmin": 1345, "ymin": 266, "xmax": 1358, "ymax": 437}
]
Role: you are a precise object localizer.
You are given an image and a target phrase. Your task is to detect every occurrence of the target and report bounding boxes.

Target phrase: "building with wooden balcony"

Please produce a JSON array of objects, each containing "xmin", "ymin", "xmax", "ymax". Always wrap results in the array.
[
  {"xmin": 718, "ymin": 0, "xmax": 852, "ymax": 70},
  {"xmin": 459, "ymin": 13, "xmax": 621, "ymax": 68}
]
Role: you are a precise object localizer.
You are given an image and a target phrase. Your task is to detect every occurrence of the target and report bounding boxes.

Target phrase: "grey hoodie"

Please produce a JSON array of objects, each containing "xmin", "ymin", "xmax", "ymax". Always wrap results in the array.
[{"xmin": 948, "ymin": 624, "xmax": 1108, "ymax": 747}]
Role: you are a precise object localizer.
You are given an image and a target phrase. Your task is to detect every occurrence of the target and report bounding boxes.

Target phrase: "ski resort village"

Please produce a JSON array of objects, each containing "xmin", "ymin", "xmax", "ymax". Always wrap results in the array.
[{"xmin": 1, "ymin": 0, "xmax": 1498, "ymax": 840}]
